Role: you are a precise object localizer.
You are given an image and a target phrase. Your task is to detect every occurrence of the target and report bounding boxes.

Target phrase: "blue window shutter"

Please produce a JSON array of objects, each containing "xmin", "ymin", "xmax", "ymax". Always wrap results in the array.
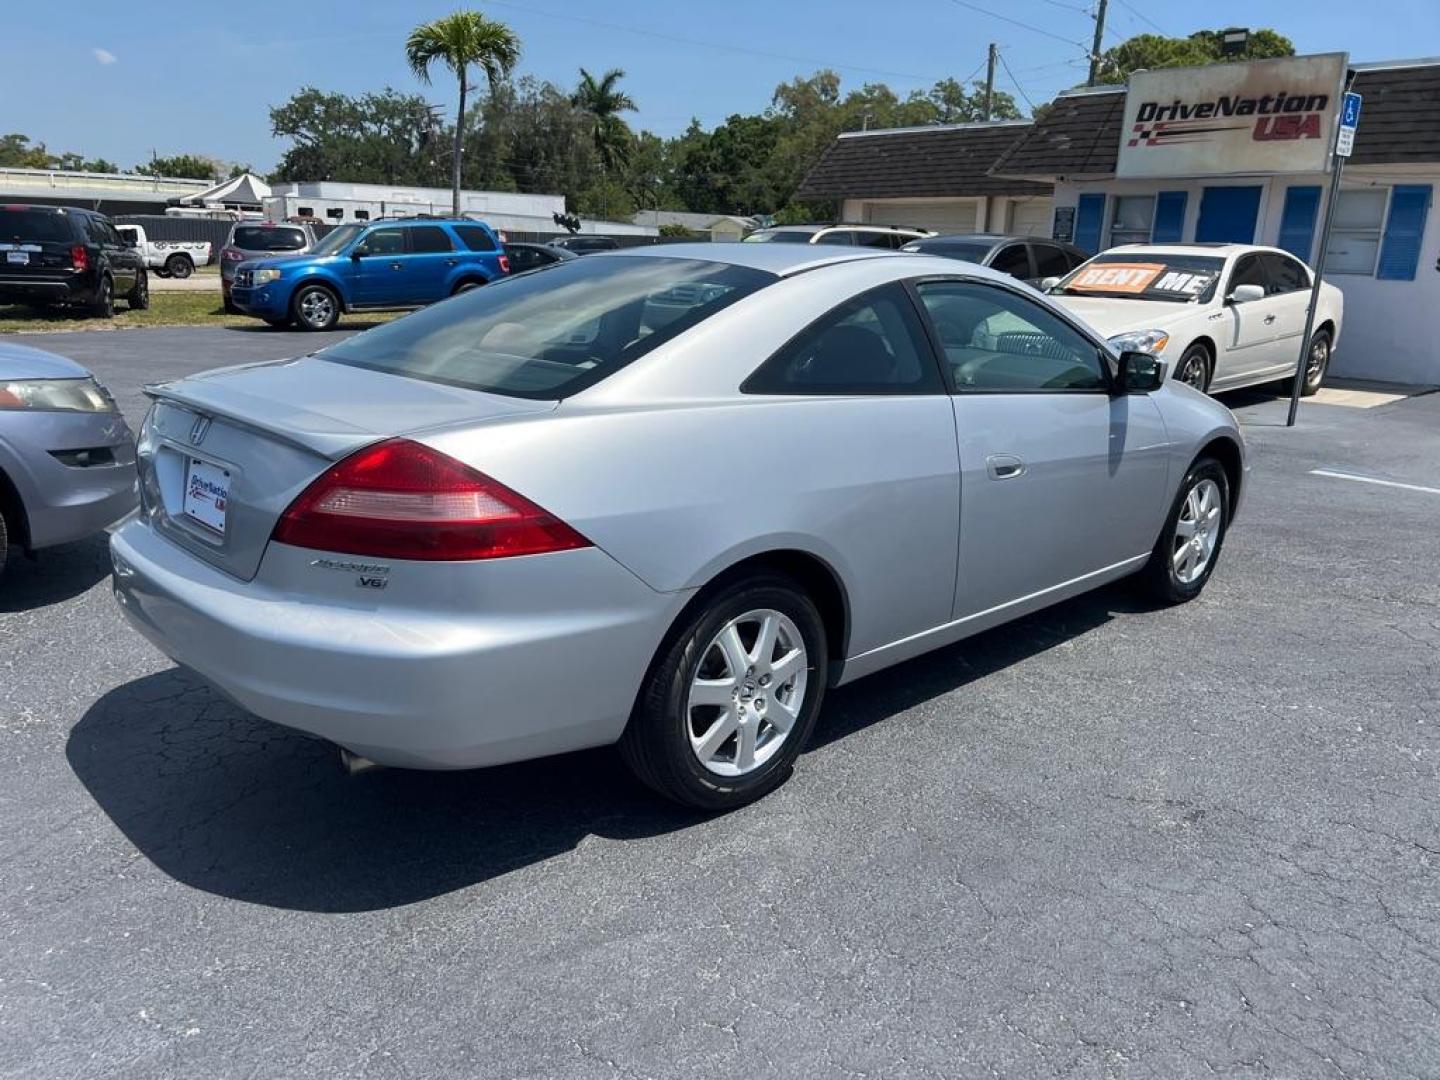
[
  {"xmin": 1075, "ymin": 193, "xmax": 1105, "ymax": 254},
  {"xmin": 1377, "ymin": 185, "xmax": 1432, "ymax": 281},
  {"xmin": 1151, "ymin": 191, "xmax": 1187, "ymax": 242},
  {"xmin": 1277, "ymin": 186, "xmax": 1321, "ymax": 262}
]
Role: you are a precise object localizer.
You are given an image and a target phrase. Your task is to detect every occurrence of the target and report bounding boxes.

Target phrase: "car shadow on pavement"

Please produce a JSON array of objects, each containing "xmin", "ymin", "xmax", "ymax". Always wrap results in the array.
[
  {"xmin": 67, "ymin": 583, "xmax": 1146, "ymax": 913},
  {"xmin": 0, "ymin": 534, "xmax": 112, "ymax": 613}
]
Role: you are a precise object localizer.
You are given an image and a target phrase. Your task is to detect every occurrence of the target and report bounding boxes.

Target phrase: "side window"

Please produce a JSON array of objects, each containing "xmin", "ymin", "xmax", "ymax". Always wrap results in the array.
[
  {"xmin": 989, "ymin": 244, "xmax": 1032, "ymax": 279},
  {"xmin": 1032, "ymin": 244, "xmax": 1072, "ymax": 279},
  {"xmin": 453, "ymin": 224, "xmax": 498, "ymax": 252},
  {"xmin": 854, "ymin": 231, "xmax": 896, "ymax": 249},
  {"xmin": 506, "ymin": 246, "xmax": 538, "ymax": 272},
  {"xmin": 914, "ymin": 280, "xmax": 1107, "ymax": 392},
  {"xmin": 361, "ymin": 227, "xmax": 405, "ymax": 255},
  {"xmin": 815, "ymin": 230, "xmax": 854, "ymax": 246},
  {"xmin": 408, "ymin": 225, "xmax": 453, "ymax": 254},
  {"xmin": 744, "ymin": 283, "xmax": 942, "ymax": 395},
  {"xmin": 1228, "ymin": 254, "xmax": 1267, "ymax": 294},
  {"xmin": 1261, "ymin": 253, "xmax": 1309, "ymax": 294},
  {"xmin": 84, "ymin": 216, "xmax": 108, "ymax": 245}
]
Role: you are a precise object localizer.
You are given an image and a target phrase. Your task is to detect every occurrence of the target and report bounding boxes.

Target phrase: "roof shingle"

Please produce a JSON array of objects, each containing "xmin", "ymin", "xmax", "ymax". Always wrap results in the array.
[{"xmin": 796, "ymin": 122, "xmax": 1051, "ymax": 200}]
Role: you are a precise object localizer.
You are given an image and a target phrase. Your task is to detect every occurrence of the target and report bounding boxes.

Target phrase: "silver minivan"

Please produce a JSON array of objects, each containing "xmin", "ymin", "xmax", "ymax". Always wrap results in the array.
[{"xmin": 219, "ymin": 221, "xmax": 316, "ymax": 312}]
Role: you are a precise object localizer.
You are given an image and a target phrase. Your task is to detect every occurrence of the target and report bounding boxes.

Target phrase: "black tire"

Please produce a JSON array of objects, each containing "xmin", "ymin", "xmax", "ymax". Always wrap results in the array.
[
  {"xmin": 153, "ymin": 267, "xmax": 172, "ymax": 279},
  {"xmin": 126, "ymin": 269, "xmax": 150, "ymax": 311},
  {"xmin": 1137, "ymin": 457, "xmax": 1230, "ymax": 605},
  {"xmin": 1300, "ymin": 329, "xmax": 1330, "ymax": 397},
  {"xmin": 0, "ymin": 507, "xmax": 8, "ymax": 581},
  {"xmin": 290, "ymin": 284, "xmax": 341, "ymax": 332},
  {"xmin": 620, "ymin": 573, "xmax": 828, "ymax": 810},
  {"xmin": 223, "ymin": 295, "xmax": 239, "ymax": 314},
  {"xmin": 164, "ymin": 254, "xmax": 193, "ymax": 279},
  {"xmin": 452, "ymin": 279, "xmax": 483, "ymax": 295},
  {"xmin": 1175, "ymin": 343, "xmax": 1211, "ymax": 393},
  {"xmin": 90, "ymin": 275, "xmax": 115, "ymax": 319}
]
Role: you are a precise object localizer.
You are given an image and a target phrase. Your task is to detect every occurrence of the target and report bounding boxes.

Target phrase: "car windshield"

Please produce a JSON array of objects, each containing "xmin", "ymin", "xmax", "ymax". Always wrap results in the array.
[
  {"xmin": 1053, "ymin": 253, "xmax": 1225, "ymax": 303},
  {"xmin": 309, "ymin": 224, "xmax": 363, "ymax": 256},
  {"xmin": 901, "ymin": 240, "xmax": 994, "ymax": 263},
  {"xmin": 0, "ymin": 208, "xmax": 73, "ymax": 243},
  {"xmin": 743, "ymin": 229, "xmax": 814, "ymax": 244},
  {"xmin": 232, "ymin": 226, "xmax": 307, "ymax": 251},
  {"xmin": 320, "ymin": 256, "xmax": 775, "ymax": 400}
]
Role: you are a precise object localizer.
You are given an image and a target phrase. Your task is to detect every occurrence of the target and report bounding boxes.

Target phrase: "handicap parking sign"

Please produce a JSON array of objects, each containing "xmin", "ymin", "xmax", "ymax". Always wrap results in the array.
[{"xmin": 1336, "ymin": 92, "xmax": 1362, "ymax": 157}]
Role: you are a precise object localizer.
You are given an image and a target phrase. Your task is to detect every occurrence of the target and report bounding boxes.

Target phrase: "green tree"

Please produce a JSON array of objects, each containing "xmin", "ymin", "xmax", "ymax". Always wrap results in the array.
[
  {"xmin": 922, "ymin": 78, "xmax": 1021, "ymax": 123},
  {"xmin": 1095, "ymin": 29, "xmax": 1295, "ymax": 84},
  {"xmin": 0, "ymin": 133, "xmax": 58, "ymax": 169},
  {"xmin": 270, "ymin": 87, "xmax": 448, "ymax": 186},
  {"xmin": 134, "ymin": 153, "xmax": 223, "ymax": 179},
  {"xmin": 405, "ymin": 9, "xmax": 521, "ymax": 215},
  {"xmin": 572, "ymin": 67, "xmax": 637, "ymax": 171}
]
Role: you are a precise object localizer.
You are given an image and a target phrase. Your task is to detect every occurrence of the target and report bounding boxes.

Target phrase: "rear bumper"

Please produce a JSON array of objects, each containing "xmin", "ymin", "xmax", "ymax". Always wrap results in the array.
[
  {"xmin": 0, "ymin": 412, "xmax": 137, "ymax": 550},
  {"xmin": 0, "ymin": 276, "xmax": 93, "ymax": 305},
  {"xmin": 110, "ymin": 521, "xmax": 688, "ymax": 769}
]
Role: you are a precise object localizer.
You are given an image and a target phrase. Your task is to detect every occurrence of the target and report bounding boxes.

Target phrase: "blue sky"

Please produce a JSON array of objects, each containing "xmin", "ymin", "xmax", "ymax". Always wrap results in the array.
[{"xmin": 7, "ymin": 0, "xmax": 1438, "ymax": 173}]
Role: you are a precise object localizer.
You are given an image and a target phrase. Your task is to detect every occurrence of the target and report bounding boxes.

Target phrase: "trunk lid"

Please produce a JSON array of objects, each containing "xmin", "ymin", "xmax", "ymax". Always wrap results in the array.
[
  {"xmin": 0, "ymin": 206, "xmax": 81, "ymax": 281},
  {"xmin": 139, "ymin": 355, "xmax": 555, "ymax": 580}
]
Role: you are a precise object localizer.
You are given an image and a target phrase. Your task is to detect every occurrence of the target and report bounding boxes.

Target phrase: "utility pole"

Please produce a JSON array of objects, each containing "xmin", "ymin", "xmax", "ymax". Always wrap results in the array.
[
  {"xmin": 983, "ymin": 43, "xmax": 997, "ymax": 121},
  {"xmin": 1087, "ymin": 0, "xmax": 1109, "ymax": 86}
]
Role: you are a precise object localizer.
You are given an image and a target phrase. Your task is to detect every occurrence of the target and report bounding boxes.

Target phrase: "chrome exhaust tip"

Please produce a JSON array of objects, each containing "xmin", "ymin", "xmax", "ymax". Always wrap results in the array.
[{"xmin": 338, "ymin": 747, "xmax": 382, "ymax": 776}]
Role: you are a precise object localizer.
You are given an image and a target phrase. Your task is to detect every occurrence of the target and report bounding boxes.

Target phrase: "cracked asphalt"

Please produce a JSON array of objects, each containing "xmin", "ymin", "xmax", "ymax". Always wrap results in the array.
[{"xmin": 2, "ymin": 325, "xmax": 1438, "ymax": 1079}]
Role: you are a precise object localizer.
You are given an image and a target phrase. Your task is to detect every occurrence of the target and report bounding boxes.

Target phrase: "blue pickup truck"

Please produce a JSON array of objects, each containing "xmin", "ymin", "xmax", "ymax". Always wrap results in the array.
[{"xmin": 230, "ymin": 217, "xmax": 510, "ymax": 331}]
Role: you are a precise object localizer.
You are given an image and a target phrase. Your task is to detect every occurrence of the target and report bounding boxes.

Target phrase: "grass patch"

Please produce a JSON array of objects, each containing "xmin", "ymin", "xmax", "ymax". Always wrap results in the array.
[{"xmin": 0, "ymin": 292, "xmax": 398, "ymax": 333}]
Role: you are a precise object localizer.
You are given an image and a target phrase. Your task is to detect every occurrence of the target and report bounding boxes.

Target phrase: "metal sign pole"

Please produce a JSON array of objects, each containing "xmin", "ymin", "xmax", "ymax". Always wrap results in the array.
[
  {"xmin": 1288, "ymin": 89, "xmax": 1359, "ymax": 427},
  {"xmin": 1286, "ymin": 154, "xmax": 1345, "ymax": 426}
]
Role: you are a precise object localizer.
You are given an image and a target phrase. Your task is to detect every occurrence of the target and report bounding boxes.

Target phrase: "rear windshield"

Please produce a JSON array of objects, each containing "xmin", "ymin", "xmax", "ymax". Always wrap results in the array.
[
  {"xmin": 320, "ymin": 256, "xmax": 774, "ymax": 400},
  {"xmin": 743, "ymin": 229, "xmax": 814, "ymax": 244},
  {"xmin": 1053, "ymin": 253, "xmax": 1225, "ymax": 303},
  {"xmin": 0, "ymin": 208, "xmax": 73, "ymax": 244},
  {"xmin": 232, "ymin": 226, "xmax": 307, "ymax": 251},
  {"xmin": 901, "ymin": 240, "xmax": 993, "ymax": 263}
]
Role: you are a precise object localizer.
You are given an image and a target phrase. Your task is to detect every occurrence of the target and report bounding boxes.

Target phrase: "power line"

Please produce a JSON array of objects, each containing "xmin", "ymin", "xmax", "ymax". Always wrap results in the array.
[
  {"xmin": 1112, "ymin": 0, "xmax": 1166, "ymax": 35},
  {"xmin": 945, "ymin": 0, "xmax": 1090, "ymax": 50},
  {"xmin": 485, "ymin": 0, "xmax": 948, "ymax": 85},
  {"xmin": 1034, "ymin": 0, "xmax": 1091, "ymax": 12},
  {"xmin": 995, "ymin": 49, "xmax": 1038, "ymax": 113}
]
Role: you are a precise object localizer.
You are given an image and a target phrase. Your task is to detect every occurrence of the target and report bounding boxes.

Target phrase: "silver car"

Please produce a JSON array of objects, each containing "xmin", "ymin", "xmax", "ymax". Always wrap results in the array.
[
  {"xmin": 110, "ymin": 244, "xmax": 1245, "ymax": 809},
  {"xmin": 220, "ymin": 221, "xmax": 316, "ymax": 313},
  {"xmin": 1, "ymin": 342, "xmax": 136, "ymax": 579}
]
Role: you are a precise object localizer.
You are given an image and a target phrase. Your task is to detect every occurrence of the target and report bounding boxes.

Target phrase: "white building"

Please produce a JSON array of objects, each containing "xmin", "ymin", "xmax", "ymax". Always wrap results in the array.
[
  {"xmin": 265, "ymin": 181, "xmax": 656, "ymax": 239},
  {"xmin": 631, "ymin": 210, "xmax": 756, "ymax": 242},
  {"xmin": 990, "ymin": 55, "xmax": 1440, "ymax": 385}
]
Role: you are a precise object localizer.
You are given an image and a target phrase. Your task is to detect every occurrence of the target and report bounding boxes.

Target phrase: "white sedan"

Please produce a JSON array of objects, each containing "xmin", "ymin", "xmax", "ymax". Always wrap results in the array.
[{"xmin": 1044, "ymin": 244, "xmax": 1344, "ymax": 395}]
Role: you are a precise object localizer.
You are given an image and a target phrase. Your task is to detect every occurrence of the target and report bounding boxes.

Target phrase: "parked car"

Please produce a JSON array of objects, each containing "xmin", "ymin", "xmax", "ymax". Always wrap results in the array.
[
  {"xmin": 1, "ymin": 342, "xmax": 136, "ymax": 580},
  {"xmin": 220, "ymin": 221, "xmax": 316, "ymax": 313},
  {"xmin": 744, "ymin": 224, "xmax": 933, "ymax": 248},
  {"xmin": 112, "ymin": 243, "xmax": 1245, "ymax": 810},
  {"xmin": 1045, "ymin": 243, "xmax": 1343, "ymax": 395},
  {"xmin": 504, "ymin": 241, "xmax": 577, "ymax": 273},
  {"xmin": 115, "ymin": 224, "xmax": 211, "ymax": 279},
  {"xmin": 229, "ymin": 218, "xmax": 511, "ymax": 331},
  {"xmin": 548, "ymin": 235, "xmax": 621, "ymax": 255},
  {"xmin": 900, "ymin": 233, "xmax": 1088, "ymax": 287},
  {"xmin": 0, "ymin": 204, "xmax": 147, "ymax": 317}
]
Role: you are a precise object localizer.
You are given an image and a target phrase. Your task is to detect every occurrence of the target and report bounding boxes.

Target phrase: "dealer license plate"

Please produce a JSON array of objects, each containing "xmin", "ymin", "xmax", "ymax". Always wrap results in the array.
[{"xmin": 183, "ymin": 458, "xmax": 230, "ymax": 534}]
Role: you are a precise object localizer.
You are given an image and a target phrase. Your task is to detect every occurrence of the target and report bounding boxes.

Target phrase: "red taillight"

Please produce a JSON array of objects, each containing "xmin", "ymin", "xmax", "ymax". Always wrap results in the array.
[
  {"xmin": 497, "ymin": 253, "xmax": 510, "ymax": 274},
  {"xmin": 223, "ymin": 248, "xmax": 246, "ymax": 261},
  {"xmin": 71, "ymin": 245, "xmax": 89, "ymax": 272},
  {"xmin": 272, "ymin": 439, "xmax": 590, "ymax": 561}
]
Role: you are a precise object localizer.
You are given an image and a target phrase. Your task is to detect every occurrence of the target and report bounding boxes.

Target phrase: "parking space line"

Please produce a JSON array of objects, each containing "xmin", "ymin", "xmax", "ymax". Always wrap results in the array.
[{"xmin": 1310, "ymin": 468, "xmax": 1440, "ymax": 497}]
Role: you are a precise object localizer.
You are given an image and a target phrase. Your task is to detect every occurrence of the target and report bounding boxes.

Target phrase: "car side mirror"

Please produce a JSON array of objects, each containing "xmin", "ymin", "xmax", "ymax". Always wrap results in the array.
[
  {"xmin": 1116, "ymin": 350, "xmax": 1167, "ymax": 394},
  {"xmin": 1040, "ymin": 276, "xmax": 1061, "ymax": 291},
  {"xmin": 1227, "ymin": 283, "xmax": 1265, "ymax": 304}
]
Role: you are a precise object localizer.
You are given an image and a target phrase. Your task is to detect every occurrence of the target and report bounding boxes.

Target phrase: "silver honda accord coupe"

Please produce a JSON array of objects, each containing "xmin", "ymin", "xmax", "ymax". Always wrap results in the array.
[{"xmin": 111, "ymin": 243, "xmax": 1245, "ymax": 809}]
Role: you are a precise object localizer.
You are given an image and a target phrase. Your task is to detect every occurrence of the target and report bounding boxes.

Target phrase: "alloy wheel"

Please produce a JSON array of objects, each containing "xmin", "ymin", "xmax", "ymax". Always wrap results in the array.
[
  {"xmin": 1179, "ymin": 352, "xmax": 1207, "ymax": 390},
  {"xmin": 299, "ymin": 289, "xmax": 334, "ymax": 328},
  {"xmin": 1172, "ymin": 478, "xmax": 1222, "ymax": 585},
  {"xmin": 1307, "ymin": 335, "xmax": 1329, "ymax": 387},
  {"xmin": 687, "ymin": 608, "xmax": 808, "ymax": 777}
]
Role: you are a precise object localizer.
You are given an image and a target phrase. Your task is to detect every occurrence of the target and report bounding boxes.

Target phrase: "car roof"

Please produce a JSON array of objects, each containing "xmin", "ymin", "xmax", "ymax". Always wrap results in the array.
[
  {"xmin": 604, "ymin": 240, "xmax": 1019, "ymax": 279},
  {"xmin": 1103, "ymin": 242, "xmax": 1289, "ymax": 258}
]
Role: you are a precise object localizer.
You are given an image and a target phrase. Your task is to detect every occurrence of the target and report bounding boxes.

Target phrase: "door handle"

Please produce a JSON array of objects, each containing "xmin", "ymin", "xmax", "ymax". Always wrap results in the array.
[
  {"xmin": 390, "ymin": 262, "xmax": 403, "ymax": 271},
  {"xmin": 445, "ymin": 258, "xmax": 459, "ymax": 266},
  {"xmin": 986, "ymin": 454, "xmax": 1026, "ymax": 480},
  {"xmin": 1263, "ymin": 314, "xmax": 1277, "ymax": 324}
]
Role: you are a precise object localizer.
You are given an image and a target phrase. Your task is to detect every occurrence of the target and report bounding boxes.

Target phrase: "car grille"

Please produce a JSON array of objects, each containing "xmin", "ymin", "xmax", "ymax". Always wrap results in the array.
[{"xmin": 236, "ymin": 269, "xmax": 253, "ymax": 287}]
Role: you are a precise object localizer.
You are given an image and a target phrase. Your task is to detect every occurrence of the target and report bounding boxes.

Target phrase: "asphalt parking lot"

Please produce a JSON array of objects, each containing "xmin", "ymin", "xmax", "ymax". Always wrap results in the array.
[{"xmin": 3, "ymin": 325, "xmax": 1438, "ymax": 1079}]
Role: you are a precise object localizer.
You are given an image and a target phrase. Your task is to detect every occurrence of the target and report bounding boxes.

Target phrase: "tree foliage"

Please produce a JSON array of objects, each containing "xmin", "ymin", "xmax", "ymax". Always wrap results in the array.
[
  {"xmin": 134, "ymin": 153, "xmax": 227, "ymax": 179},
  {"xmin": 0, "ymin": 133, "xmax": 117, "ymax": 172},
  {"xmin": 572, "ymin": 68, "xmax": 637, "ymax": 170},
  {"xmin": 1095, "ymin": 28, "xmax": 1295, "ymax": 84}
]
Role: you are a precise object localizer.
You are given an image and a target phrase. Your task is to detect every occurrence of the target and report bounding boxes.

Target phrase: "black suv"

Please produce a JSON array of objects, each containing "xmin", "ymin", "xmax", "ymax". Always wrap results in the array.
[{"xmin": 0, "ymin": 205, "xmax": 147, "ymax": 317}]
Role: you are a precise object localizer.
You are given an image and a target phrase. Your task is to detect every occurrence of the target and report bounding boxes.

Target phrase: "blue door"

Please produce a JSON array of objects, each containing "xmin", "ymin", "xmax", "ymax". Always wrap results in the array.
[
  {"xmin": 403, "ymin": 224, "xmax": 459, "ymax": 303},
  {"xmin": 1195, "ymin": 186, "xmax": 1263, "ymax": 244}
]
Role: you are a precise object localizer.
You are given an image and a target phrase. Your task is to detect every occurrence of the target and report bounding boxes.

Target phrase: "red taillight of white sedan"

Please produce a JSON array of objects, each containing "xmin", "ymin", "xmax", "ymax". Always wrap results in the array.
[{"xmin": 272, "ymin": 439, "xmax": 589, "ymax": 560}]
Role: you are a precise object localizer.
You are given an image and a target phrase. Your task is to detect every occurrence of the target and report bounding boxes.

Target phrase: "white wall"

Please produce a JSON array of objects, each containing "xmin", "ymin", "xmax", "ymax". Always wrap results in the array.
[
  {"xmin": 844, "ymin": 197, "xmax": 986, "ymax": 233},
  {"xmin": 1051, "ymin": 165, "xmax": 1440, "ymax": 386}
]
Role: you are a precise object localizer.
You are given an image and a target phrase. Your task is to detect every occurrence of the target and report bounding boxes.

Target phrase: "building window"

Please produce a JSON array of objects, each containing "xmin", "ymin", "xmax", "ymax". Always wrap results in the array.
[
  {"xmin": 1109, "ymin": 195, "xmax": 1155, "ymax": 246},
  {"xmin": 1324, "ymin": 189, "xmax": 1387, "ymax": 275}
]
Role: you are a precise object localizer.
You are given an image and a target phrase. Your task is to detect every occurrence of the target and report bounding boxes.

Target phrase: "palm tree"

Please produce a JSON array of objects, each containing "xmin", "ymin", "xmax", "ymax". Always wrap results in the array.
[
  {"xmin": 406, "ymin": 10, "xmax": 521, "ymax": 216},
  {"xmin": 572, "ymin": 67, "xmax": 637, "ymax": 170}
]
